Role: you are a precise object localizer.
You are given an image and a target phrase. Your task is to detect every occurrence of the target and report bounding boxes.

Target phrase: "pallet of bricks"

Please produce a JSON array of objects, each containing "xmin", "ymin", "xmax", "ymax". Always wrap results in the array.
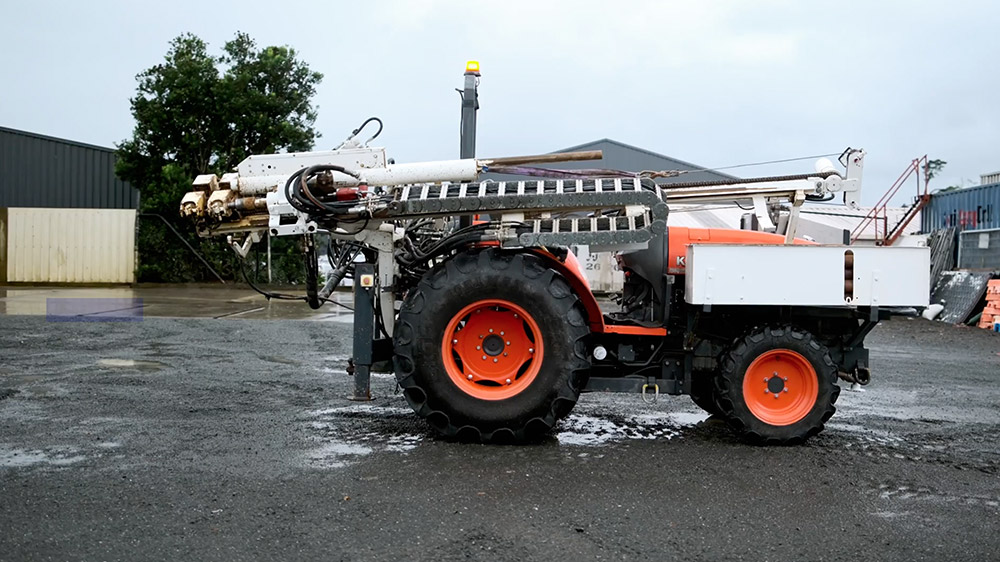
[{"xmin": 979, "ymin": 279, "xmax": 1000, "ymax": 331}]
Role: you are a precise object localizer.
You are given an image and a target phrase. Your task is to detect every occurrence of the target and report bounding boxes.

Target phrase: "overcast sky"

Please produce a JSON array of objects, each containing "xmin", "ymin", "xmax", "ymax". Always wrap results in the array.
[{"xmin": 2, "ymin": 1, "xmax": 997, "ymax": 206}]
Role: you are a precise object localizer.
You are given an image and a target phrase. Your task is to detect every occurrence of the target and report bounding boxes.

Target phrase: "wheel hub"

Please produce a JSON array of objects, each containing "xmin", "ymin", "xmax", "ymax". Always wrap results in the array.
[
  {"xmin": 482, "ymin": 334, "xmax": 505, "ymax": 356},
  {"xmin": 442, "ymin": 299, "xmax": 544, "ymax": 401},
  {"xmin": 766, "ymin": 375, "xmax": 786, "ymax": 394}
]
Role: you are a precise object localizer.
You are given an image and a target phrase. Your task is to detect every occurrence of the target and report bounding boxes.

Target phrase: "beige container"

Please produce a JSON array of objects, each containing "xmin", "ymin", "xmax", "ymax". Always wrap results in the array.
[{"xmin": 0, "ymin": 208, "xmax": 136, "ymax": 283}]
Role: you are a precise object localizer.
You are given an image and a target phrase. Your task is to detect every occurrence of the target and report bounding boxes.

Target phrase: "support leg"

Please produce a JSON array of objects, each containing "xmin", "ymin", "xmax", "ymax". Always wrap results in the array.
[{"xmin": 350, "ymin": 263, "xmax": 376, "ymax": 401}]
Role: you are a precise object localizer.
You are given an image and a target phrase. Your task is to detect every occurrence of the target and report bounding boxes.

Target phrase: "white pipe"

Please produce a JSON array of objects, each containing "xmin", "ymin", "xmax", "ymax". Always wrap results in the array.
[
  {"xmin": 360, "ymin": 159, "xmax": 478, "ymax": 186},
  {"xmin": 237, "ymin": 158, "xmax": 479, "ymax": 193}
]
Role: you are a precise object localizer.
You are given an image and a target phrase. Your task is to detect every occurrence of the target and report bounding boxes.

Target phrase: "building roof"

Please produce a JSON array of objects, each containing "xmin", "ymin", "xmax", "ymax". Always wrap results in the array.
[
  {"xmin": 553, "ymin": 138, "xmax": 737, "ymax": 183},
  {"xmin": 0, "ymin": 126, "xmax": 137, "ymax": 209},
  {"xmin": 668, "ymin": 203, "xmax": 921, "ymax": 243},
  {"xmin": 483, "ymin": 138, "xmax": 736, "ymax": 185},
  {"xmin": 0, "ymin": 125, "xmax": 118, "ymax": 153}
]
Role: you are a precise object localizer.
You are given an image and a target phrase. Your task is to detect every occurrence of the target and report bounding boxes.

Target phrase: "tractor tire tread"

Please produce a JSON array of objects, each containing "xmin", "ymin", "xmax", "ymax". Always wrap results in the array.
[
  {"xmin": 713, "ymin": 325, "xmax": 839, "ymax": 445},
  {"xmin": 394, "ymin": 248, "xmax": 589, "ymax": 443}
]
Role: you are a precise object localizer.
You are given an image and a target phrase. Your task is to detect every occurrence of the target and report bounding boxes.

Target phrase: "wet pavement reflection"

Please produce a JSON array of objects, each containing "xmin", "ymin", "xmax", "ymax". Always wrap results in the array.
[{"xmin": 0, "ymin": 285, "xmax": 354, "ymax": 321}]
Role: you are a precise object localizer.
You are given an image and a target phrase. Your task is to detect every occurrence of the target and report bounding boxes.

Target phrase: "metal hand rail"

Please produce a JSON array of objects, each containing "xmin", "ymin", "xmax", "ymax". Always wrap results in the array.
[{"xmin": 851, "ymin": 155, "xmax": 929, "ymax": 244}]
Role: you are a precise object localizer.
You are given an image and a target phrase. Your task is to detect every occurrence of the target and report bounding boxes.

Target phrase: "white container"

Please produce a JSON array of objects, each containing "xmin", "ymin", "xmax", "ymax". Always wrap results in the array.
[
  {"xmin": 685, "ymin": 244, "xmax": 930, "ymax": 307},
  {"xmin": 572, "ymin": 245, "xmax": 623, "ymax": 294},
  {"xmin": 1, "ymin": 208, "xmax": 136, "ymax": 283}
]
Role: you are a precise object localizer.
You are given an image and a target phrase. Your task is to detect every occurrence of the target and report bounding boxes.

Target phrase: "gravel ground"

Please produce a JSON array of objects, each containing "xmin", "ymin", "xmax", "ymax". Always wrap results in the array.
[{"xmin": 1, "ymin": 314, "xmax": 998, "ymax": 561}]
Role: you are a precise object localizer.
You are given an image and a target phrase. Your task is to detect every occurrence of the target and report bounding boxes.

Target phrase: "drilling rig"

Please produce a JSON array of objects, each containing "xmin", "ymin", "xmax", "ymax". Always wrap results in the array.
[{"xmin": 179, "ymin": 62, "xmax": 929, "ymax": 444}]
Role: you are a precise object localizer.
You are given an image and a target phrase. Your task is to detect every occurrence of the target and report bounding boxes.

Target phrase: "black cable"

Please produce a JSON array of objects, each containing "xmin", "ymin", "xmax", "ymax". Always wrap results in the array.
[
  {"xmin": 298, "ymin": 165, "xmax": 363, "ymax": 215},
  {"xmin": 805, "ymin": 193, "xmax": 836, "ymax": 202},
  {"xmin": 351, "ymin": 117, "xmax": 383, "ymax": 144},
  {"xmin": 284, "ymin": 164, "xmax": 369, "ymax": 217},
  {"xmin": 239, "ymin": 259, "xmax": 354, "ymax": 311}
]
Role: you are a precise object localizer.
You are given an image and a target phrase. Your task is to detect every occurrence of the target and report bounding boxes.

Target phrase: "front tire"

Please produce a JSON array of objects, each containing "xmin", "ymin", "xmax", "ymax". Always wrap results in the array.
[
  {"xmin": 714, "ymin": 326, "xmax": 839, "ymax": 444},
  {"xmin": 393, "ymin": 249, "xmax": 590, "ymax": 442}
]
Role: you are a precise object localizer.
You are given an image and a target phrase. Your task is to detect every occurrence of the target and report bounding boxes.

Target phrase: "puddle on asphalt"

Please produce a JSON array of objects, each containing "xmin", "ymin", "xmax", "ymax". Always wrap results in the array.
[
  {"xmin": 319, "ymin": 356, "xmax": 396, "ymax": 380},
  {"xmin": 826, "ymin": 421, "xmax": 904, "ymax": 445},
  {"xmin": 96, "ymin": 359, "xmax": 165, "ymax": 371},
  {"xmin": 556, "ymin": 410, "xmax": 709, "ymax": 446},
  {"xmin": 307, "ymin": 442, "xmax": 374, "ymax": 468},
  {"xmin": 303, "ymin": 403, "xmax": 424, "ymax": 469},
  {"xmin": 300, "ymin": 399, "xmax": 715, "ymax": 468},
  {"xmin": 876, "ymin": 483, "xmax": 1000, "ymax": 508},
  {"xmin": 0, "ymin": 446, "xmax": 86, "ymax": 468},
  {"xmin": 256, "ymin": 355, "xmax": 301, "ymax": 366}
]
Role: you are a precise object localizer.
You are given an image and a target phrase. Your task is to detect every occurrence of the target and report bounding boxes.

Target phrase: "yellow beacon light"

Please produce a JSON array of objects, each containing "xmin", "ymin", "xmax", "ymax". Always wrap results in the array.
[{"xmin": 465, "ymin": 60, "xmax": 481, "ymax": 75}]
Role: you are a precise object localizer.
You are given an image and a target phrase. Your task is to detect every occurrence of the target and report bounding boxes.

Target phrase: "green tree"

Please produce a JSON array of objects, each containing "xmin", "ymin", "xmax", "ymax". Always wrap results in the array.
[
  {"xmin": 116, "ymin": 32, "xmax": 322, "ymax": 282},
  {"xmin": 925, "ymin": 158, "xmax": 946, "ymax": 182}
]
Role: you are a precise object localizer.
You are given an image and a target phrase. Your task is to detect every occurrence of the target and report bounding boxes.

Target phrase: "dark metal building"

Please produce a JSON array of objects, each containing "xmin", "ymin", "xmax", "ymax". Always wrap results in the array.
[
  {"xmin": 0, "ymin": 126, "xmax": 138, "ymax": 209},
  {"xmin": 485, "ymin": 138, "xmax": 736, "ymax": 184}
]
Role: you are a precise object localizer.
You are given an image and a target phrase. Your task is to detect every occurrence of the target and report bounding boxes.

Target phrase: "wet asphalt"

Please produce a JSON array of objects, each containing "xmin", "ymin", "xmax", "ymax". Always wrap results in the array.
[{"xmin": 1, "ymin": 311, "xmax": 999, "ymax": 562}]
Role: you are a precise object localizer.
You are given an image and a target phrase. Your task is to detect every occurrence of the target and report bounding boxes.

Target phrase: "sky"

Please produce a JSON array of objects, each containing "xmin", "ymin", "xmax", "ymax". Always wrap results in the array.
[{"xmin": 1, "ymin": 0, "xmax": 997, "ymax": 206}]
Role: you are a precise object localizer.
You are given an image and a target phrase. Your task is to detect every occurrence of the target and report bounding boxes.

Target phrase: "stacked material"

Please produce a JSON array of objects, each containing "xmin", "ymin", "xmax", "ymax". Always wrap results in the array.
[
  {"xmin": 927, "ymin": 227, "xmax": 958, "ymax": 290},
  {"xmin": 932, "ymin": 271, "xmax": 995, "ymax": 324},
  {"xmin": 979, "ymin": 280, "xmax": 1000, "ymax": 331}
]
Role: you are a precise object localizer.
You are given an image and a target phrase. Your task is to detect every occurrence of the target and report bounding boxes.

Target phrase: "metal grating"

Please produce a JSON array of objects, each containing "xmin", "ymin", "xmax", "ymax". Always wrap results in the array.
[{"xmin": 931, "ymin": 271, "xmax": 994, "ymax": 324}]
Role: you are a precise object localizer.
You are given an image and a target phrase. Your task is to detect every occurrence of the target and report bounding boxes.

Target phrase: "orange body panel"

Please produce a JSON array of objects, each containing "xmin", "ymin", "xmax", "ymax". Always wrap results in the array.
[
  {"xmin": 603, "ymin": 325, "xmax": 668, "ymax": 336},
  {"xmin": 531, "ymin": 249, "xmax": 604, "ymax": 332},
  {"xmin": 666, "ymin": 226, "xmax": 815, "ymax": 274}
]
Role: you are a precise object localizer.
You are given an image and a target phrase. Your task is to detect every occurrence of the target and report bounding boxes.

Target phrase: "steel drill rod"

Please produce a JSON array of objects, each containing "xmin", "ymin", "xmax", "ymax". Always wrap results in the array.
[{"xmin": 478, "ymin": 150, "xmax": 603, "ymax": 167}]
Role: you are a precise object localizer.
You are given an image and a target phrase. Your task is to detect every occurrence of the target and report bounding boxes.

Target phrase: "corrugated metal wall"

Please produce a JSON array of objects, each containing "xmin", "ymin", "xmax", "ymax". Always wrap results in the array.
[
  {"xmin": 2, "ymin": 208, "xmax": 136, "ymax": 283},
  {"xmin": 921, "ymin": 182, "xmax": 1000, "ymax": 232},
  {"xmin": 0, "ymin": 126, "xmax": 138, "ymax": 209},
  {"xmin": 958, "ymin": 228, "xmax": 1000, "ymax": 270}
]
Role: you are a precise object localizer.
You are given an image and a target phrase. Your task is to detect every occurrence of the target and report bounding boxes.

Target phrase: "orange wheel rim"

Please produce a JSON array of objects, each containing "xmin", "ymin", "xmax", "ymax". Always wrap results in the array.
[
  {"xmin": 742, "ymin": 349, "xmax": 818, "ymax": 426},
  {"xmin": 442, "ymin": 299, "xmax": 543, "ymax": 401}
]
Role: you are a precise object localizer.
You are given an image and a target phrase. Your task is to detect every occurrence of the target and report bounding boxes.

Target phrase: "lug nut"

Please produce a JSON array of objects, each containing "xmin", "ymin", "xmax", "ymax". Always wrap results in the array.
[
  {"xmin": 476, "ymin": 345, "xmax": 481, "ymax": 350},
  {"xmin": 493, "ymin": 358, "xmax": 498, "ymax": 363},
  {"xmin": 506, "ymin": 341, "xmax": 511, "ymax": 346},
  {"xmin": 453, "ymin": 339, "xmax": 458, "ymax": 344},
  {"xmin": 783, "ymin": 377, "xmax": 788, "ymax": 381},
  {"xmin": 505, "ymin": 378, "xmax": 511, "ymax": 385},
  {"xmin": 528, "ymin": 348, "xmax": 534, "ymax": 353},
  {"xmin": 467, "ymin": 374, "xmax": 473, "ymax": 380},
  {"xmin": 500, "ymin": 331, "xmax": 505, "ymax": 336},
  {"xmin": 783, "ymin": 388, "xmax": 788, "ymax": 393},
  {"xmin": 482, "ymin": 355, "xmax": 487, "ymax": 360},
  {"xmin": 774, "ymin": 394, "xmax": 780, "ymax": 399},
  {"xmin": 489, "ymin": 329, "xmax": 494, "ymax": 333},
  {"xmin": 503, "ymin": 352, "xmax": 508, "ymax": 357}
]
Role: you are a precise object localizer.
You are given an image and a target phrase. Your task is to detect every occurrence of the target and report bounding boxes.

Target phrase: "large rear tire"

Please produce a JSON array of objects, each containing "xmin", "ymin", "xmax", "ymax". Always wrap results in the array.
[
  {"xmin": 393, "ymin": 249, "xmax": 590, "ymax": 442},
  {"xmin": 714, "ymin": 326, "xmax": 839, "ymax": 444}
]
